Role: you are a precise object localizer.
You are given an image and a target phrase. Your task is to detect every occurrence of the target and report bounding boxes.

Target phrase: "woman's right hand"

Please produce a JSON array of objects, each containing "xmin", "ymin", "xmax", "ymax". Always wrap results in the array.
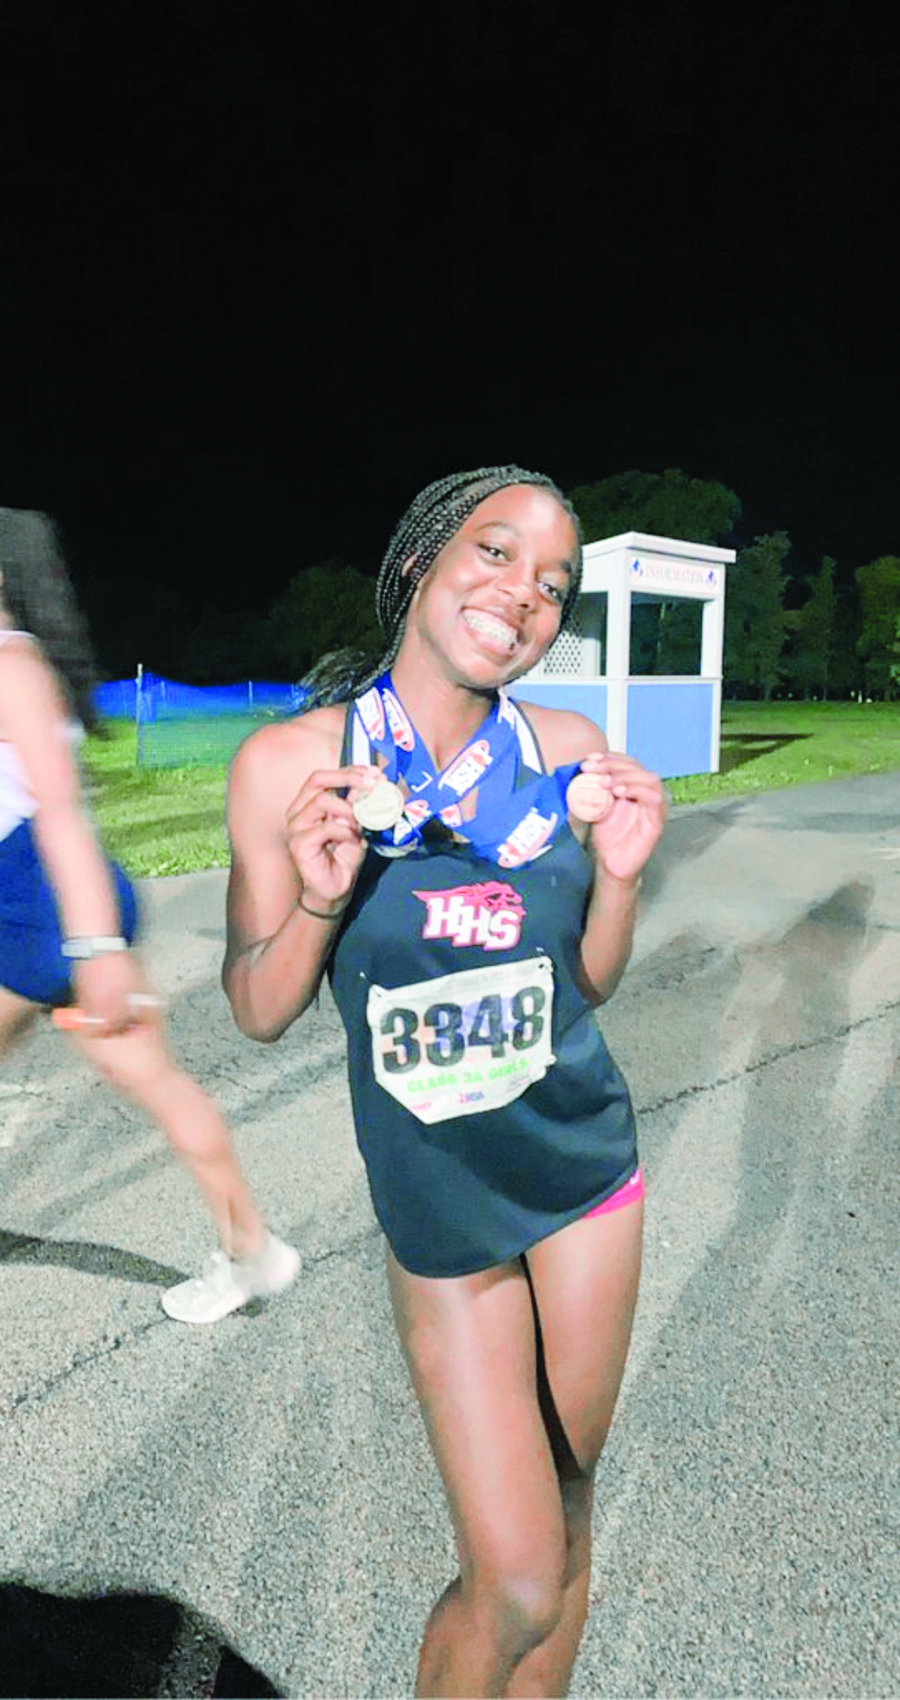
[
  {"xmin": 72, "ymin": 951, "xmax": 157, "ymax": 1036},
  {"xmin": 285, "ymin": 763, "xmax": 385, "ymax": 911}
]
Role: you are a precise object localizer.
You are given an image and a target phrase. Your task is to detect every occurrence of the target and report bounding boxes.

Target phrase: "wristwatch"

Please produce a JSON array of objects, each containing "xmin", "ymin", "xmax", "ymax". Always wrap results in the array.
[{"xmin": 60, "ymin": 936, "xmax": 129, "ymax": 959}]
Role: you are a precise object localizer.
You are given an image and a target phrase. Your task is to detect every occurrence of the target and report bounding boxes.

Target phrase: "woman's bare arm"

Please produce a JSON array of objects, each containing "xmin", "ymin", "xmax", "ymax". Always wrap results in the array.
[
  {"xmin": 521, "ymin": 703, "xmax": 667, "ymax": 1006},
  {"xmin": 0, "ymin": 640, "xmax": 120, "ymax": 935},
  {"xmin": 222, "ymin": 712, "xmax": 380, "ymax": 1041},
  {"xmin": 0, "ymin": 637, "xmax": 147, "ymax": 1029}
]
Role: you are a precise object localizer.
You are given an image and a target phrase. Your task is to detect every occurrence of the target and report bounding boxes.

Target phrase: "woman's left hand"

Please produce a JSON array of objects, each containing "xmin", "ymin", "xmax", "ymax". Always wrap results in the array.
[{"xmin": 577, "ymin": 752, "xmax": 668, "ymax": 883}]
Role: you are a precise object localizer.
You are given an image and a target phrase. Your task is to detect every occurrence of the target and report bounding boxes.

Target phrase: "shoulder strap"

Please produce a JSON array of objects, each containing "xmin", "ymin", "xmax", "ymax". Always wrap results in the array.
[
  {"xmin": 505, "ymin": 697, "xmax": 544, "ymax": 778},
  {"xmin": 344, "ymin": 701, "xmax": 369, "ymax": 765}
]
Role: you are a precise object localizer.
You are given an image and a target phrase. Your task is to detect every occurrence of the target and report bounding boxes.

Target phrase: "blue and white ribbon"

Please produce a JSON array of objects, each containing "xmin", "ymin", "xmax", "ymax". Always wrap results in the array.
[{"xmin": 350, "ymin": 673, "xmax": 580, "ymax": 868}]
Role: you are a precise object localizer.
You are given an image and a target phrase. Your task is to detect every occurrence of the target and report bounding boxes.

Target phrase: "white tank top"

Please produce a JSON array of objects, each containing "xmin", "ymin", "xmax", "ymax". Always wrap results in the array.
[{"xmin": 0, "ymin": 629, "xmax": 83, "ymax": 844}]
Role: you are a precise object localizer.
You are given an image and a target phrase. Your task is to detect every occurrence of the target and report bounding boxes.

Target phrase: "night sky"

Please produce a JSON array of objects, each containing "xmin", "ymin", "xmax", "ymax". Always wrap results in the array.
[{"xmin": 3, "ymin": 0, "xmax": 898, "ymax": 672}]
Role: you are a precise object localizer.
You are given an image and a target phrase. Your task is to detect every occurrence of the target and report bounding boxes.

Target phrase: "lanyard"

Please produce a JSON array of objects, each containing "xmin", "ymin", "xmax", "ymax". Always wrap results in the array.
[{"xmin": 352, "ymin": 673, "xmax": 580, "ymax": 868}]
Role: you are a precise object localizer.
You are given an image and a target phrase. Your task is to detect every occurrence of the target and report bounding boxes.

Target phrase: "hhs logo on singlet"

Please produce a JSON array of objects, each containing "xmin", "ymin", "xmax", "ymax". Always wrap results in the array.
[{"xmin": 413, "ymin": 881, "xmax": 524, "ymax": 951}]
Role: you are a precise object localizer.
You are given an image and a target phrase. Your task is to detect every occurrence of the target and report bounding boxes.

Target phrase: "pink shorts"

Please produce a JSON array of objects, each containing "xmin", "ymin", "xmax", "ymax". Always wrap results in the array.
[{"xmin": 585, "ymin": 1167, "xmax": 645, "ymax": 1218}]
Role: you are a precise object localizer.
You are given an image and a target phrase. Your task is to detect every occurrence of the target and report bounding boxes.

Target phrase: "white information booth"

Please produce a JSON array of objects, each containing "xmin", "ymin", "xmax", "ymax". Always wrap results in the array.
[{"xmin": 510, "ymin": 531, "xmax": 734, "ymax": 778}]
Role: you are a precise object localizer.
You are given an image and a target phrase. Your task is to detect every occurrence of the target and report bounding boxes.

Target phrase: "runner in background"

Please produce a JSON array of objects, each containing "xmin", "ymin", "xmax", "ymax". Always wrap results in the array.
[
  {"xmin": 0, "ymin": 507, "xmax": 299, "ymax": 1324},
  {"xmin": 224, "ymin": 466, "xmax": 667, "ymax": 1697}
]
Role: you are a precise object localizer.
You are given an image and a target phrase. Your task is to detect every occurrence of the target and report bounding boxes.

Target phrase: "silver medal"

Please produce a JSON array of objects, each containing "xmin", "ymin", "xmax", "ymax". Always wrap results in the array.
[{"xmin": 352, "ymin": 776, "xmax": 406, "ymax": 832}]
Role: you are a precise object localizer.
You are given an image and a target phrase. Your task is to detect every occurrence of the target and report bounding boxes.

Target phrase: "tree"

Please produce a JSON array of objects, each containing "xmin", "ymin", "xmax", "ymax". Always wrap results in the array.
[
  {"xmin": 855, "ymin": 556, "xmax": 900, "ymax": 700},
  {"xmin": 785, "ymin": 555, "xmax": 838, "ymax": 699},
  {"xmin": 171, "ymin": 603, "xmax": 274, "ymax": 683},
  {"xmin": 568, "ymin": 467, "xmax": 742, "ymax": 546},
  {"xmin": 828, "ymin": 587, "xmax": 864, "ymax": 698},
  {"xmin": 264, "ymin": 559, "xmax": 382, "ymax": 680},
  {"xmin": 724, "ymin": 531, "xmax": 791, "ymax": 700}
]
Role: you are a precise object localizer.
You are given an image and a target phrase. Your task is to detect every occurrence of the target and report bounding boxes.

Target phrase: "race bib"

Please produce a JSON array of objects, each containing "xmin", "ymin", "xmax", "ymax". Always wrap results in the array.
[{"xmin": 366, "ymin": 956, "xmax": 555, "ymax": 1126}]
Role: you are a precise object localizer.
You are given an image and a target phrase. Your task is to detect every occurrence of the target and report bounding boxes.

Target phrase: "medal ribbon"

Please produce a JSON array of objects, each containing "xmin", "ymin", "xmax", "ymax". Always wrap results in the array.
[{"xmin": 353, "ymin": 673, "xmax": 581, "ymax": 868}]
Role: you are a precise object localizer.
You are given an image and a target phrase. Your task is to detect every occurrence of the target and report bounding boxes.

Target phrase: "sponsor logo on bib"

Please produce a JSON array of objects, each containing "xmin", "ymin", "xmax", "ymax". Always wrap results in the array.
[{"xmin": 413, "ymin": 880, "xmax": 524, "ymax": 951}]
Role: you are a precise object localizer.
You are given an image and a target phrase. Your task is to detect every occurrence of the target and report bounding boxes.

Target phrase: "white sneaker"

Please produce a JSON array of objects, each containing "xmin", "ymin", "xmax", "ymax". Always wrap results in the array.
[{"xmin": 161, "ymin": 1232, "xmax": 301, "ymax": 1325}]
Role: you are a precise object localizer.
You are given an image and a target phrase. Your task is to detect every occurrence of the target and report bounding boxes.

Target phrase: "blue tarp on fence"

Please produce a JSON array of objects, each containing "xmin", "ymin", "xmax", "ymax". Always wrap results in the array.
[
  {"xmin": 93, "ymin": 675, "xmax": 306, "ymax": 767},
  {"xmin": 94, "ymin": 678, "xmax": 139, "ymax": 718},
  {"xmin": 136, "ymin": 675, "xmax": 303, "ymax": 719}
]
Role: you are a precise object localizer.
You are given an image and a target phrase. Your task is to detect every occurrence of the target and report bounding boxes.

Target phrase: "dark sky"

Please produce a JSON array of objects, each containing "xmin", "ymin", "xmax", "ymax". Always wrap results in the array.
[{"xmin": 3, "ymin": 0, "xmax": 899, "ymax": 657}]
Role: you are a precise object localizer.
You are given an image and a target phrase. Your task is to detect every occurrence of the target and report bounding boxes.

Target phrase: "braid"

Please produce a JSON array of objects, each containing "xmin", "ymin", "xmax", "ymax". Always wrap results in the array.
[{"xmin": 302, "ymin": 466, "xmax": 582, "ymax": 710}]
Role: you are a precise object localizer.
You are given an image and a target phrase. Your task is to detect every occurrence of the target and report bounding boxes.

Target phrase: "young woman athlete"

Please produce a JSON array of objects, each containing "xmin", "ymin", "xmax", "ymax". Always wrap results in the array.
[
  {"xmin": 223, "ymin": 467, "xmax": 667, "ymax": 1695},
  {"xmin": 0, "ymin": 507, "xmax": 299, "ymax": 1324}
]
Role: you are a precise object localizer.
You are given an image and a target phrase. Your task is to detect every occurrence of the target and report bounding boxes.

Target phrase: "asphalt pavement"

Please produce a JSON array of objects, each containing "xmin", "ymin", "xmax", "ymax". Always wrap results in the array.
[{"xmin": 1, "ymin": 771, "xmax": 898, "ymax": 1699}]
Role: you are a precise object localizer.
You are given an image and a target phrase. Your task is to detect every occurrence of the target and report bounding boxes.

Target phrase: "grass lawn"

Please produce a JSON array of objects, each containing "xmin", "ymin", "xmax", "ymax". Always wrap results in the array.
[
  {"xmin": 85, "ymin": 722, "xmax": 237, "ymax": 877},
  {"xmin": 667, "ymin": 700, "xmax": 900, "ymax": 804},
  {"xmin": 85, "ymin": 702, "xmax": 900, "ymax": 879}
]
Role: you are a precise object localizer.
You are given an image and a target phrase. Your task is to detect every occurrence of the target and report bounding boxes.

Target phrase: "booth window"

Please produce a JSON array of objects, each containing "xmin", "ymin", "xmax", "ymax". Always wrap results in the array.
[{"xmin": 629, "ymin": 596, "xmax": 703, "ymax": 676}]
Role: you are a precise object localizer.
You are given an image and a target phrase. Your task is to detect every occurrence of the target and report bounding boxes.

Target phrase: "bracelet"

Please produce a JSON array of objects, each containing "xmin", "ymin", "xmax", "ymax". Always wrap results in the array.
[
  {"xmin": 298, "ymin": 896, "xmax": 348, "ymax": 922},
  {"xmin": 60, "ymin": 935, "xmax": 129, "ymax": 959}
]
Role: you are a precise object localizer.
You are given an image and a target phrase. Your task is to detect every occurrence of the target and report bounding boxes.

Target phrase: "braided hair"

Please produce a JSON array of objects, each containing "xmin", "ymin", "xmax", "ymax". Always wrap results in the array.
[
  {"xmin": 0, "ymin": 508, "xmax": 101, "ymax": 731},
  {"xmin": 302, "ymin": 465, "xmax": 583, "ymax": 709}
]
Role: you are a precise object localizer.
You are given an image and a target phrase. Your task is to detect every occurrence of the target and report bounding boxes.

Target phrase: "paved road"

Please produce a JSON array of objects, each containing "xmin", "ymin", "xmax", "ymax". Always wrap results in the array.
[{"xmin": 2, "ymin": 772, "xmax": 898, "ymax": 1698}]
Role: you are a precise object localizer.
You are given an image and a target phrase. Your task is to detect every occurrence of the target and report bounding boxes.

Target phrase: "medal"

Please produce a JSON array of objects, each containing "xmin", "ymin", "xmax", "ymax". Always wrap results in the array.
[
  {"xmin": 565, "ymin": 772, "xmax": 614, "ymax": 823},
  {"xmin": 350, "ymin": 673, "xmax": 582, "ymax": 865},
  {"xmin": 352, "ymin": 776, "xmax": 406, "ymax": 832}
]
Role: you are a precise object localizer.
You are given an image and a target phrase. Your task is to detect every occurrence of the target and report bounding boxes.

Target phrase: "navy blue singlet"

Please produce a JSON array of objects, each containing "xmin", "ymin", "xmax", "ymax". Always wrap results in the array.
[{"xmin": 329, "ymin": 705, "xmax": 638, "ymax": 1277}]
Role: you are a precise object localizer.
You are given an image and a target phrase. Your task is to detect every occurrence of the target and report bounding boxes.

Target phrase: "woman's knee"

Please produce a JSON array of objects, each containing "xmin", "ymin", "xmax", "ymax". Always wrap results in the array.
[
  {"xmin": 77, "ymin": 1023, "xmax": 176, "ymax": 1099},
  {"xmin": 468, "ymin": 1562, "xmax": 566, "ymax": 1657},
  {"xmin": 0, "ymin": 989, "xmax": 39, "ymax": 1054}
]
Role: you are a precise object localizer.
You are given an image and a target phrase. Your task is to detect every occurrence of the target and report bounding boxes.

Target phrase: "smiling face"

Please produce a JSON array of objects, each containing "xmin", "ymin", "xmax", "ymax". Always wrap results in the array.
[{"xmin": 400, "ymin": 484, "xmax": 577, "ymax": 688}]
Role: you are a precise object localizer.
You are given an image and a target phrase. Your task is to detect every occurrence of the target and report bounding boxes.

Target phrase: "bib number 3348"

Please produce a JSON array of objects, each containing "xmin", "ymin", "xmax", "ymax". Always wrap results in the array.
[{"xmin": 366, "ymin": 956, "xmax": 555, "ymax": 1126}]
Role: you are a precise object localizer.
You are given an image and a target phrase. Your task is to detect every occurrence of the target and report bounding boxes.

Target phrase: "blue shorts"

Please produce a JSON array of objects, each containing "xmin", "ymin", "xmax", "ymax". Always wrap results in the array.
[{"xmin": 0, "ymin": 820, "xmax": 139, "ymax": 1006}]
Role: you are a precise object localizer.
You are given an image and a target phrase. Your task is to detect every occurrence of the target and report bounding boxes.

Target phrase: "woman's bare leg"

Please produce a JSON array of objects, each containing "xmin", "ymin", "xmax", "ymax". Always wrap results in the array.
[
  {"xmin": 72, "ymin": 1004, "xmax": 266, "ymax": 1258},
  {"xmin": 0, "ymin": 985, "xmax": 40, "ymax": 1059},
  {"xmin": 387, "ymin": 1199, "xmax": 643, "ymax": 1700},
  {"xmin": 505, "ymin": 1199, "xmax": 643, "ymax": 1698},
  {"xmin": 387, "ymin": 1250, "xmax": 570, "ymax": 1698}
]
